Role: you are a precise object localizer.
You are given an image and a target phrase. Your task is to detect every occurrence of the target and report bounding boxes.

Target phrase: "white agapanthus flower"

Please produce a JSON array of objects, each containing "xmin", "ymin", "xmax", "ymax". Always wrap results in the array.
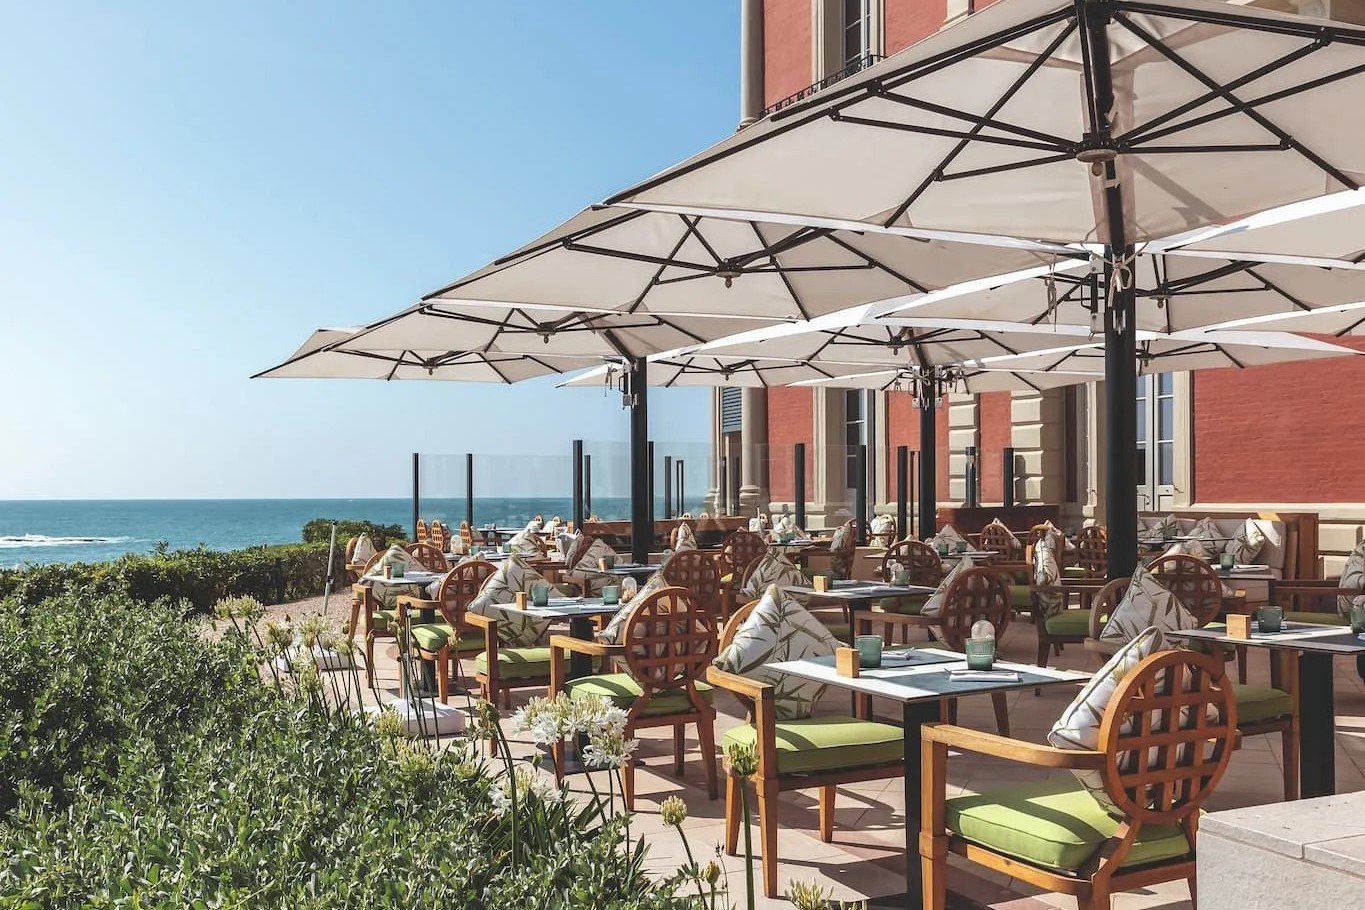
[{"xmin": 510, "ymin": 692, "xmax": 638, "ymax": 769}]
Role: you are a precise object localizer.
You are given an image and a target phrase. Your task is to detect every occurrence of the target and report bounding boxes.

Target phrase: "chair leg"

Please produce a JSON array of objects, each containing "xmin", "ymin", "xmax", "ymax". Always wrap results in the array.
[
  {"xmin": 1187, "ymin": 873, "xmax": 1198, "ymax": 909},
  {"xmin": 922, "ymin": 838, "xmax": 948, "ymax": 910},
  {"xmin": 1036, "ymin": 633, "xmax": 1051, "ymax": 670},
  {"xmin": 990, "ymin": 691, "xmax": 1010, "ymax": 737},
  {"xmin": 697, "ymin": 714, "xmax": 719, "ymax": 800},
  {"xmin": 1086, "ymin": 880, "xmax": 1111, "ymax": 910},
  {"xmin": 1282, "ymin": 725, "xmax": 1300, "ymax": 801},
  {"xmin": 436, "ymin": 650, "xmax": 449, "ymax": 705},
  {"xmin": 756, "ymin": 779, "xmax": 780, "ymax": 898},
  {"xmin": 1235, "ymin": 644, "xmax": 1248, "ymax": 685},
  {"xmin": 724, "ymin": 775, "xmax": 742, "ymax": 856},
  {"xmin": 818, "ymin": 784, "xmax": 836, "ymax": 842},
  {"xmin": 550, "ymin": 734, "xmax": 565, "ymax": 783},
  {"xmin": 673, "ymin": 724, "xmax": 685, "ymax": 776}
]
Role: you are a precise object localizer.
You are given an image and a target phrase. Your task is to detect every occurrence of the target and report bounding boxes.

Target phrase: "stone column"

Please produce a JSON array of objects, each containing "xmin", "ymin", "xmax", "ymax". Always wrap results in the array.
[
  {"xmin": 947, "ymin": 394, "xmax": 978, "ymax": 504},
  {"xmin": 738, "ymin": 388, "xmax": 769, "ymax": 517},
  {"xmin": 812, "ymin": 388, "xmax": 850, "ymax": 527},
  {"xmin": 739, "ymin": 0, "xmax": 764, "ymax": 128},
  {"xmin": 1011, "ymin": 389, "xmax": 1067, "ymax": 506},
  {"xmin": 1085, "ymin": 381, "xmax": 1107, "ymax": 523},
  {"xmin": 703, "ymin": 389, "xmax": 722, "ymax": 514}
]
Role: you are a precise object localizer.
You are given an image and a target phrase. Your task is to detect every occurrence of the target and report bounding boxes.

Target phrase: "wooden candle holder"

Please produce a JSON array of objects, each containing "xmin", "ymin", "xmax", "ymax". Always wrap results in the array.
[
  {"xmin": 1226, "ymin": 614, "xmax": 1252, "ymax": 639},
  {"xmin": 514, "ymin": 591, "xmax": 528, "ymax": 610},
  {"xmin": 812, "ymin": 574, "xmax": 830, "ymax": 593},
  {"xmin": 835, "ymin": 647, "xmax": 860, "ymax": 678}
]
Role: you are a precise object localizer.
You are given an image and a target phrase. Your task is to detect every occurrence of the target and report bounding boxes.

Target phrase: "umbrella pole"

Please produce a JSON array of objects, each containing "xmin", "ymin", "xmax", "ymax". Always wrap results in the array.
[
  {"xmin": 1081, "ymin": 0, "xmax": 1139, "ymax": 578},
  {"xmin": 917, "ymin": 403, "xmax": 936, "ymax": 540},
  {"xmin": 629, "ymin": 358, "xmax": 651, "ymax": 564}
]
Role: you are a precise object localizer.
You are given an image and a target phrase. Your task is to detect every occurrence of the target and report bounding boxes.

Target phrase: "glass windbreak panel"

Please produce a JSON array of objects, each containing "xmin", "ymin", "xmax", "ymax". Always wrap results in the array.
[
  {"xmin": 652, "ymin": 440, "xmax": 717, "ymax": 519},
  {"xmin": 581, "ymin": 440, "xmax": 632, "ymax": 521}
]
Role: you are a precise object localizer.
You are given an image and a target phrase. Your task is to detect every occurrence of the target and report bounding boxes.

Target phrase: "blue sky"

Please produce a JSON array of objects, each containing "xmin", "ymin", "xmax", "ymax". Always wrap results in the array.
[{"xmin": 0, "ymin": 1, "xmax": 734, "ymax": 499}]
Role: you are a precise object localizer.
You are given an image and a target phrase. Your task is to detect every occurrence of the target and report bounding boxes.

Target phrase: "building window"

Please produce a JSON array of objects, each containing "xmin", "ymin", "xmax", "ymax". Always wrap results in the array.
[
  {"xmin": 1136, "ymin": 373, "xmax": 1177, "ymax": 509},
  {"xmin": 843, "ymin": 0, "xmax": 872, "ymax": 69}
]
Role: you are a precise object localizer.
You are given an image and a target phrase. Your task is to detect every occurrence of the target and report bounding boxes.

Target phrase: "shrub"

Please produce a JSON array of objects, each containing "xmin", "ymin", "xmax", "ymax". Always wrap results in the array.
[
  {"xmin": 0, "ymin": 592, "xmax": 685, "ymax": 908},
  {"xmin": 301, "ymin": 518, "xmax": 406, "ymax": 549}
]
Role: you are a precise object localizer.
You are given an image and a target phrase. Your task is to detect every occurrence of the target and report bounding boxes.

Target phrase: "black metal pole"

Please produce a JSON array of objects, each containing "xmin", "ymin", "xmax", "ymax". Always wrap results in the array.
[
  {"xmin": 918, "ymin": 405, "xmax": 937, "ymax": 540},
  {"xmin": 909, "ymin": 450, "xmax": 916, "ymax": 540},
  {"xmin": 1080, "ymin": 0, "xmax": 1138, "ymax": 578},
  {"xmin": 663, "ymin": 455, "xmax": 673, "ymax": 520},
  {"xmin": 855, "ymin": 444, "xmax": 869, "ymax": 546},
  {"xmin": 965, "ymin": 445, "xmax": 979, "ymax": 509},
  {"xmin": 571, "ymin": 440, "xmax": 585, "ymax": 529},
  {"xmin": 896, "ymin": 445, "xmax": 908, "ymax": 543},
  {"xmin": 411, "ymin": 452, "xmax": 420, "ymax": 540},
  {"xmin": 465, "ymin": 453, "xmax": 474, "ymax": 528},
  {"xmin": 677, "ymin": 460, "xmax": 685, "ymax": 515},
  {"xmin": 1002, "ymin": 446, "xmax": 1016, "ymax": 509},
  {"xmin": 793, "ymin": 442, "xmax": 806, "ymax": 530},
  {"xmin": 630, "ymin": 359, "xmax": 651, "ymax": 565},
  {"xmin": 584, "ymin": 454, "xmax": 592, "ymax": 517}
]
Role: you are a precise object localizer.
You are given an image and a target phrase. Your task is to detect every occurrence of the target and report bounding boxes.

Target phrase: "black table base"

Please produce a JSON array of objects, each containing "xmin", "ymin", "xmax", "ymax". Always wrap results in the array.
[
  {"xmin": 1299, "ymin": 652, "xmax": 1336, "ymax": 798},
  {"xmin": 901, "ymin": 700, "xmax": 942, "ymax": 910}
]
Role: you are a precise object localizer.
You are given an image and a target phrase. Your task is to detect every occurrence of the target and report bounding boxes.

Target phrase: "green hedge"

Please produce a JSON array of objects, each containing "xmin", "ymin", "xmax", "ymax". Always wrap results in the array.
[
  {"xmin": 0, "ymin": 593, "xmax": 684, "ymax": 907},
  {"xmin": 0, "ymin": 543, "xmax": 340, "ymax": 613},
  {"xmin": 301, "ymin": 518, "xmax": 406, "ymax": 549}
]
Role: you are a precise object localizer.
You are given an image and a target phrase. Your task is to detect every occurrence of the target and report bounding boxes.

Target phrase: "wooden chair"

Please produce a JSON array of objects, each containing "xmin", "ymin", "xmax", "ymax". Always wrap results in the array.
[
  {"xmin": 549, "ymin": 585, "xmax": 718, "ymax": 810},
  {"xmin": 403, "ymin": 542, "xmax": 448, "ymax": 573},
  {"xmin": 1075, "ymin": 525, "xmax": 1108, "ymax": 578},
  {"xmin": 659, "ymin": 549, "xmax": 723, "ymax": 621},
  {"xmin": 979, "ymin": 522, "xmax": 1020, "ymax": 557},
  {"xmin": 1033, "ymin": 578, "xmax": 1110, "ymax": 672},
  {"xmin": 829, "ymin": 520, "xmax": 858, "ymax": 580},
  {"xmin": 873, "ymin": 567, "xmax": 1014, "ymax": 735},
  {"xmin": 395, "ymin": 559, "xmax": 497, "ymax": 702},
  {"xmin": 429, "ymin": 521, "xmax": 451, "ymax": 553},
  {"xmin": 1268, "ymin": 577, "xmax": 1358, "ymax": 626},
  {"xmin": 709, "ymin": 600, "xmax": 908, "ymax": 898},
  {"xmin": 1149, "ymin": 554, "xmax": 1225, "ymax": 626},
  {"xmin": 1084, "ymin": 576, "xmax": 1299, "ymax": 800},
  {"xmin": 874, "ymin": 539, "xmax": 943, "ymax": 643},
  {"xmin": 719, "ymin": 530, "xmax": 768, "ymax": 583},
  {"xmin": 415, "ymin": 519, "xmax": 428, "ymax": 543},
  {"xmin": 920, "ymin": 649, "xmax": 1237, "ymax": 910},
  {"xmin": 348, "ymin": 551, "xmax": 383, "ymax": 638}
]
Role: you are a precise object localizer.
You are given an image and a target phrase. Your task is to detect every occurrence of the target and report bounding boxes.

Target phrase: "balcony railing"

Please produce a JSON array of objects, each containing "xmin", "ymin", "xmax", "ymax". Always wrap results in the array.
[{"xmin": 760, "ymin": 54, "xmax": 885, "ymax": 118}]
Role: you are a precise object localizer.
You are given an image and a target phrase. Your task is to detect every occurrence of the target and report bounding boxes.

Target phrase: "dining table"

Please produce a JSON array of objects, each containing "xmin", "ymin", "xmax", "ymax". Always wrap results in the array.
[
  {"xmin": 1169, "ymin": 620, "xmax": 1365, "ymax": 799},
  {"xmin": 505, "ymin": 595, "xmax": 623, "ymax": 679},
  {"xmin": 359, "ymin": 570, "xmax": 444, "ymax": 691},
  {"xmin": 781, "ymin": 579, "xmax": 936, "ymax": 628},
  {"xmin": 764, "ymin": 649, "xmax": 1088, "ymax": 910}
]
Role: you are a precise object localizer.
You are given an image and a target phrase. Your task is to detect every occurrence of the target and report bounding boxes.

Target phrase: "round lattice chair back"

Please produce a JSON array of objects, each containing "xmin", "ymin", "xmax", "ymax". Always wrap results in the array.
[
  {"xmin": 415, "ymin": 519, "xmax": 429, "ymax": 543},
  {"xmin": 433, "ymin": 558, "xmax": 497, "ymax": 624},
  {"xmin": 880, "ymin": 539, "xmax": 944, "ymax": 586},
  {"xmin": 621, "ymin": 585, "xmax": 717, "ymax": 698},
  {"xmin": 1098, "ymin": 648, "xmax": 1236, "ymax": 825},
  {"xmin": 938, "ymin": 567, "xmax": 1011, "ymax": 651},
  {"xmin": 404, "ymin": 542, "xmax": 449, "ymax": 572},
  {"xmin": 430, "ymin": 521, "xmax": 451, "ymax": 553},
  {"xmin": 979, "ymin": 523, "xmax": 1018, "ymax": 555},
  {"xmin": 1148, "ymin": 553, "xmax": 1223, "ymax": 625},
  {"xmin": 660, "ymin": 549, "xmax": 722, "ymax": 619},
  {"xmin": 721, "ymin": 530, "xmax": 768, "ymax": 579},
  {"xmin": 1085, "ymin": 577, "xmax": 1133, "ymax": 641},
  {"xmin": 1076, "ymin": 525, "xmax": 1109, "ymax": 577}
]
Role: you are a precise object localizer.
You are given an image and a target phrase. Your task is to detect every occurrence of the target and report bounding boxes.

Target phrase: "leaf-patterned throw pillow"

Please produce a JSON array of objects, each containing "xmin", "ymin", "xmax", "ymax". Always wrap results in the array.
[
  {"xmin": 352, "ymin": 534, "xmax": 376, "ymax": 564},
  {"xmin": 1224, "ymin": 519, "xmax": 1268, "ymax": 566},
  {"xmin": 1098, "ymin": 565, "xmax": 1198, "ymax": 645},
  {"xmin": 597, "ymin": 570, "xmax": 669, "ymax": 645},
  {"xmin": 714, "ymin": 584, "xmax": 840, "ymax": 719},
  {"xmin": 465, "ymin": 555, "xmax": 552, "ymax": 647},
  {"xmin": 674, "ymin": 522, "xmax": 697, "ymax": 552},
  {"xmin": 1178, "ymin": 517, "xmax": 1222, "ymax": 560},
  {"xmin": 572, "ymin": 537, "xmax": 620, "ymax": 595},
  {"xmin": 1033, "ymin": 535, "xmax": 1063, "ymax": 618},
  {"xmin": 1338, "ymin": 538, "xmax": 1365, "ymax": 617},
  {"xmin": 506, "ymin": 528, "xmax": 543, "ymax": 557},
  {"xmin": 375, "ymin": 545, "xmax": 413, "ymax": 574},
  {"xmin": 921, "ymin": 555, "xmax": 975, "ymax": 618},
  {"xmin": 740, "ymin": 551, "xmax": 809, "ymax": 599},
  {"xmin": 1048, "ymin": 626, "xmax": 1165, "ymax": 814},
  {"xmin": 926, "ymin": 524, "xmax": 966, "ymax": 550}
]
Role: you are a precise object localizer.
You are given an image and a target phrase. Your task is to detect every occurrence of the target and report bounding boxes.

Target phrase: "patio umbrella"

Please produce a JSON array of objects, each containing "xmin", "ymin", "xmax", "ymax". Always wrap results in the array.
[
  {"xmin": 878, "ymin": 253, "xmax": 1365, "ymax": 334},
  {"xmin": 1168, "ymin": 190, "xmax": 1365, "ymax": 269},
  {"xmin": 253, "ymin": 328, "xmax": 600, "ymax": 382},
  {"xmin": 1200, "ymin": 301, "xmax": 1365, "ymax": 336},
  {"xmin": 605, "ymin": 0, "xmax": 1365, "ymax": 573},
  {"xmin": 555, "ymin": 353, "xmax": 894, "ymax": 390}
]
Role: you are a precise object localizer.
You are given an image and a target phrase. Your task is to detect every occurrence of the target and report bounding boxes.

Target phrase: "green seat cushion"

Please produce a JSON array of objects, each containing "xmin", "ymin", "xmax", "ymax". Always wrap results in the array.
[
  {"xmin": 409, "ymin": 622, "xmax": 484, "ymax": 653},
  {"xmin": 1009, "ymin": 585, "xmax": 1033, "ymax": 611},
  {"xmin": 1043, "ymin": 609, "xmax": 1091, "ymax": 637},
  {"xmin": 1232, "ymin": 684, "xmax": 1293, "ymax": 724},
  {"xmin": 371, "ymin": 608, "xmax": 397, "ymax": 633},
  {"xmin": 722, "ymin": 716, "xmax": 904, "ymax": 776},
  {"xmin": 879, "ymin": 594, "xmax": 928, "ymax": 615},
  {"xmin": 946, "ymin": 778, "xmax": 1191, "ymax": 873},
  {"xmin": 1062, "ymin": 566, "xmax": 1092, "ymax": 579},
  {"xmin": 474, "ymin": 646, "xmax": 552, "ymax": 680},
  {"xmin": 566, "ymin": 672, "xmax": 713, "ymax": 717},
  {"xmin": 1284, "ymin": 611, "xmax": 1349, "ymax": 626}
]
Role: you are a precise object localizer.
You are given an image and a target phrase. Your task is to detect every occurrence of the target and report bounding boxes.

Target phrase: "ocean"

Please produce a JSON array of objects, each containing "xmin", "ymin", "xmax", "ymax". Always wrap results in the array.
[{"xmin": 0, "ymin": 497, "xmax": 668, "ymax": 567}]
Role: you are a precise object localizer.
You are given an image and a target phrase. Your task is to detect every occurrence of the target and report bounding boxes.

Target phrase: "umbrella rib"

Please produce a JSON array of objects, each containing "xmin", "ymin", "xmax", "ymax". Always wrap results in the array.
[
  {"xmin": 882, "ymin": 18, "xmax": 1077, "ymax": 228},
  {"xmin": 1340, "ymin": 313, "xmax": 1365, "ymax": 336},
  {"xmin": 831, "ymin": 112, "xmax": 1062, "ymax": 152},
  {"xmin": 732, "ymin": 225, "xmax": 834, "ymax": 269},
  {"xmin": 1120, "ymin": 41, "xmax": 1324, "ymax": 145},
  {"xmin": 939, "ymin": 152, "xmax": 1075, "ymax": 182},
  {"xmin": 625, "ymin": 220, "xmax": 704, "ymax": 315},
  {"xmin": 564, "ymin": 241, "xmax": 717, "ymax": 273},
  {"xmin": 824, "ymin": 233, "xmax": 930, "ymax": 294},
  {"xmin": 865, "ymin": 94, "xmax": 1068, "ymax": 148},
  {"xmin": 1244, "ymin": 266, "xmax": 1314, "ymax": 313},
  {"xmin": 1116, "ymin": 0, "xmax": 1365, "ymax": 46},
  {"xmin": 680, "ymin": 214, "xmax": 726, "ymax": 267},
  {"xmin": 749, "ymin": 221, "xmax": 813, "ymax": 321},
  {"xmin": 1117, "ymin": 13, "xmax": 1361, "ymax": 189}
]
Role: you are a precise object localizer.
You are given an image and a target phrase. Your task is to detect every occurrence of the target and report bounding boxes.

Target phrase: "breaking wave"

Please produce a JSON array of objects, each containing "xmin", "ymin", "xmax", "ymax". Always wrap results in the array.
[{"xmin": 0, "ymin": 534, "xmax": 133, "ymax": 549}]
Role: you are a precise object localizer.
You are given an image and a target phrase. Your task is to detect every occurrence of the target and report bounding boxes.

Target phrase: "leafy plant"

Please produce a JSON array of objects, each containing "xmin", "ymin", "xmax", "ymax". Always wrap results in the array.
[{"xmin": 301, "ymin": 518, "xmax": 406, "ymax": 549}]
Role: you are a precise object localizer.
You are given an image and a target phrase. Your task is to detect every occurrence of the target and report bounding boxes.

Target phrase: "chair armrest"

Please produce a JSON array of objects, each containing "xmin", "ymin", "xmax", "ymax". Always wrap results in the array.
[
  {"xmin": 922, "ymin": 723, "xmax": 1103, "ymax": 770},
  {"xmin": 394, "ymin": 595, "xmax": 438, "ymax": 623},
  {"xmin": 464, "ymin": 612, "xmax": 494, "ymax": 631},
  {"xmin": 706, "ymin": 665, "xmax": 772, "ymax": 700},
  {"xmin": 548, "ymin": 634, "xmax": 616, "ymax": 658}
]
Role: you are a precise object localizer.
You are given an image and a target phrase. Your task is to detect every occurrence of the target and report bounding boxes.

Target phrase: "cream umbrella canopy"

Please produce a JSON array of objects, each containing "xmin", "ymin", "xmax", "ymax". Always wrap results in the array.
[
  {"xmin": 1168, "ymin": 190, "xmax": 1365, "ymax": 269},
  {"xmin": 252, "ymin": 328, "xmax": 601, "ymax": 382},
  {"xmin": 605, "ymin": 0, "xmax": 1365, "ymax": 575}
]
